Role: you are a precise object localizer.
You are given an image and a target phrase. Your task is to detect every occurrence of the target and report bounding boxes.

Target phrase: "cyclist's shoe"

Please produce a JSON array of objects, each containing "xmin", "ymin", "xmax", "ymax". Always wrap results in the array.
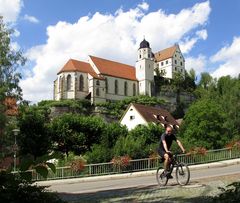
[
  {"xmin": 163, "ymin": 171, "xmax": 173, "ymax": 179},
  {"xmin": 167, "ymin": 174, "xmax": 173, "ymax": 179}
]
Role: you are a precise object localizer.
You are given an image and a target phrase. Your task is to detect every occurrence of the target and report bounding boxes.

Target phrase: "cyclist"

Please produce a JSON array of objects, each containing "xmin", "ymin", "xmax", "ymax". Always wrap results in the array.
[{"xmin": 158, "ymin": 125, "xmax": 185, "ymax": 178}]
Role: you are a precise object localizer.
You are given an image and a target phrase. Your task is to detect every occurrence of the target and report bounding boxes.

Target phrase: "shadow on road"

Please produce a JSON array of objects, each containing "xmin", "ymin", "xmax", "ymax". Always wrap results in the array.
[{"xmin": 58, "ymin": 181, "xmax": 213, "ymax": 203}]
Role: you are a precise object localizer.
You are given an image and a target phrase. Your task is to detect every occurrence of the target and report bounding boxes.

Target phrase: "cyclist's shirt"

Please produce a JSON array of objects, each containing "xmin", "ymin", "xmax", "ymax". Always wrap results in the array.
[{"xmin": 159, "ymin": 133, "xmax": 177, "ymax": 153}]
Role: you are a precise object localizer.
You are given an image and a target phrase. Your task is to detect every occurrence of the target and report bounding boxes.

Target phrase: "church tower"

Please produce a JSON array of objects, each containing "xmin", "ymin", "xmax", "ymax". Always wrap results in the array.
[{"xmin": 136, "ymin": 39, "xmax": 154, "ymax": 96}]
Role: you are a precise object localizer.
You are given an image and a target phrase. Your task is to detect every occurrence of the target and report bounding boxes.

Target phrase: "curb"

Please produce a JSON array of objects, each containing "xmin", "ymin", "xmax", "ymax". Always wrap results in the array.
[{"xmin": 37, "ymin": 158, "xmax": 240, "ymax": 186}]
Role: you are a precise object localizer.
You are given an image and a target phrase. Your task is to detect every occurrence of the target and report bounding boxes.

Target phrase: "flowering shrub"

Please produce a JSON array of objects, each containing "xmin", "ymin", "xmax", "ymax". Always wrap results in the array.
[
  {"xmin": 225, "ymin": 140, "xmax": 240, "ymax": 150},
  {"xmin": 188, "ymin": 147, "xmax": 207, "ymax": 156},
  {"xmin": 70, "ymin": 158, "xmax": 86, "ymax": 172},
  {"xmin": 149, "ymin": 151, "xmax": 159, "ymax": 160},
  {"xmin": 111, "ymin": 155, "xmax": 132, "ymax": 169}
]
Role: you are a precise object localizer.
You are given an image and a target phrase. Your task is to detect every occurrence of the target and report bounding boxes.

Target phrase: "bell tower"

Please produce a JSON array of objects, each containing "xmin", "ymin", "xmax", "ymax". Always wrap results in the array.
[{"xmin": 136, "ymin": 38, "xmax": 154, "ymax": 96}]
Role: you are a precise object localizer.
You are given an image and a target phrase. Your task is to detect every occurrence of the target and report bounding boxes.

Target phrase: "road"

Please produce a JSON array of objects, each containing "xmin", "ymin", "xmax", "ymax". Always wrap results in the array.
[{"xmin": 39, "ymin": 162, "xmax": 240, "ymax": 194}]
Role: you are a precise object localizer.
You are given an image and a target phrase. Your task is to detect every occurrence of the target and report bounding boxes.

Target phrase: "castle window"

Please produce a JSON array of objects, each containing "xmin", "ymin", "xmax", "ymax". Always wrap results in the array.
[
  {"xmin": 115, "ymin": 80, "xmax": 118, "ymax": 94},
  {"xmin": 105, "ymin": 78, "xmax": 108, "ymax": 93},
  {"xmin": 67, "ymin": 75, "xmax": 71, "ymax": 91},
  {"xmin": 96, "ymin": 88, "xmax": 100, "ymax": 96},
  {"xmin": 124, "ymin": 81, "xmax": 128, "ymax": 96},
  {"xmin": 96, "ymin": 80, "xmax": 100, "ymax": 85},
  {"xmin": 133, "ymin": 83, "xmax": 136, "ymax": 96},
  {"xmin": 79, "ymin": 75, "xmax": 84, "ymax": 91}
]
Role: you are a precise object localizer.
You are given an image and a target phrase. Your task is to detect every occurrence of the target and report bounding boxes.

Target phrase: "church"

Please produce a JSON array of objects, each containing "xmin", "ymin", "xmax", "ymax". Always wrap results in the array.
[{"xmin": 53, "ymin": 39, "xmax": 185, "ymax": 104}]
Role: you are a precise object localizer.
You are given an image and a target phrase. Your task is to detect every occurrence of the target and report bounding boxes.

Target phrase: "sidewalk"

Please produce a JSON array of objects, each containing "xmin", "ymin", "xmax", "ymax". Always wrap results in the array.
[{"xmin": 38, "ymin": 158, "xmax": 240, "ymax": 186}]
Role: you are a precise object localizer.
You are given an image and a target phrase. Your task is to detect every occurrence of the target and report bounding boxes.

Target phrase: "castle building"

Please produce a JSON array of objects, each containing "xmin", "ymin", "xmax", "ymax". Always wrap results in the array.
[{"xmin": 54, "ymin": 39, "xmax": 185, "ymax": 104}]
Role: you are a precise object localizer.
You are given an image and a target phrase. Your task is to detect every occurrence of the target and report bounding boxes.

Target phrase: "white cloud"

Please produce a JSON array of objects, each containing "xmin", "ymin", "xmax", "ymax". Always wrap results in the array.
[
  {"xmin": 20, "ymin": 1, "xmax": 211, "ymax": 102},
  {"xmin": 138, "ymin": 2, "xmax": 149, "ymax": 11},
  {"xmin": 23, "ymin": 14, "xmax": 39, "ymax": 23},
  {"xmin": 180, "ymin": 29, "xmax": 208, "ymax": 54},
  {"xmin": 0, "ymin": 0, "xmax": 23, "ymax": 22},
  {"xmin": 185, "ymin": 55, "xmax": 207, "ymax": 75},
  {"xmin": 196, "ymin": 29, "xmax": 207, "ymax": 40},
  {"xmin": 211, "ymin": 37, "xmax": 240, "ymax": 78}
]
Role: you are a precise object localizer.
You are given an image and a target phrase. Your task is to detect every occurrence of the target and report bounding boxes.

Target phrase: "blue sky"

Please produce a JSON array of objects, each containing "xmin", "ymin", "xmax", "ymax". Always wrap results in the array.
[{"xmin": 1, "ymin": 0, "xmax": 240, "ymax": 102}]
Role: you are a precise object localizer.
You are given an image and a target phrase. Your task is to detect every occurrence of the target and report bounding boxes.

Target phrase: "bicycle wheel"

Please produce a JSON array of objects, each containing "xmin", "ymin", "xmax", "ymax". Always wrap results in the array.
[
  {"xmin": 156, "ymin": 167, "xmax": 168, "ymax": 186},
  {"xmin": 176, "ymin": 163, "xmax": 190, "ymax": 186}
]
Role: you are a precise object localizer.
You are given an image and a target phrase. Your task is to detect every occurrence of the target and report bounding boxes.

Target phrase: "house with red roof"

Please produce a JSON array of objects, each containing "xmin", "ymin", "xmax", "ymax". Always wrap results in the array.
[
  {"xmin": 54, "ymin": 39, "xmax": 185, "ymax": 103},
  {"xmin": 120, "ymin": 103, "xmax": 179, "ymax": 130}
]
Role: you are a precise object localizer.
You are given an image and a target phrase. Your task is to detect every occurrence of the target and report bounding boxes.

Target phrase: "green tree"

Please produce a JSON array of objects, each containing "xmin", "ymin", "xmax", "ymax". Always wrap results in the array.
[
  {"xmin": 179, "ymin": 99, "xmax": 228, "ymax": 149},
  {"xmin": 113, "ymin": 124, "xmax": 163, "ymax": 159},
  {"xmin": 17, "ymin": 106, "xmax": 52, "ymax": 160},
  {"xmin": 50, "ymin": 114, "xmax": 106, "ymax": 156},
  {"xmin": 0, "ymin": 16, "xmax": 25, "ymax": 135}
]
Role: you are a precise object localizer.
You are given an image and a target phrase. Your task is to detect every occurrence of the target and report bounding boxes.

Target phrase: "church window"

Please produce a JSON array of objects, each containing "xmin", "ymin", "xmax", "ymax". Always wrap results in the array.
[
  {"xmin": 133, "ymin": 83, "xmax": 136, "ymax": 96},
  {"xmin": 96, "ymin": 80, "xmax": 100, "ymax": 85},
  {"xmin": 96, "ymin": 88, "xmax": 100, "ymax": 96},
  {"xmin": 58, "ymin": 77, "xmax": 61, "ymax": 92},
  {"xmin": 115, "ymin": 80, "xmax": 118, "ymax": 94},
  {"xmin": 79, "ymin": 75, "xmax": 84, "ymax": 91},
  {"xmin": 67, "ymin": 75, "xmax": 71, "ymax": 91},
  {"xmin": 124, "ymin": 82, "xmax": 128, "ymax": 96},
  {"xmin": 105, "ymin": 78, "xmax": 108, "ymax": 93}
]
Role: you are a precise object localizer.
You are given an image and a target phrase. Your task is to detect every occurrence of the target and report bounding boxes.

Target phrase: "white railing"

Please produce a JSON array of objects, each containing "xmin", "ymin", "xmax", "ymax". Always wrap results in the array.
[{"xmin": 32, "ymin": 147, "xmax": 240, "ymax": 181}]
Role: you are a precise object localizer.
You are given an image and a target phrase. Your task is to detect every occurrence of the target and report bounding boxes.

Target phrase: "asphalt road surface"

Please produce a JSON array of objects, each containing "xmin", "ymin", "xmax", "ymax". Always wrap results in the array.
[{"xmin": 40, "ymin": 162, "xmax": 240, "ymax": 194}]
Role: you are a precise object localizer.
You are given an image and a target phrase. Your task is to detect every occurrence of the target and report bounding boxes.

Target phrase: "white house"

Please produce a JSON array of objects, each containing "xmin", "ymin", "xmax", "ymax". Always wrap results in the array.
[
  {"xmin": 53, "ymin": 39, "xmax": 185, "ymax": 104},
  {"xmin": 120, "ymin": 103, "xmax": 179, "ymax": 130}
]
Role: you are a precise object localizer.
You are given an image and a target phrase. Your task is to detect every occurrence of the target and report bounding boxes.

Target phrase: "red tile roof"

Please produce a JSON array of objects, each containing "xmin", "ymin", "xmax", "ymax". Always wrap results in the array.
[
  {"xmin": 154, "ymin": 45, "xmax": 177, "ymax": 62},
  {"xmin": 132, "ymin": 103, "xmax": 178, "ymax": 127},
  {"xmin": 58, "ymin": 59, "xmax": 103, "ymax": 79},
  {"xmin": 90, "ymin": 55, "xmax": 137, "ymax": 81}
]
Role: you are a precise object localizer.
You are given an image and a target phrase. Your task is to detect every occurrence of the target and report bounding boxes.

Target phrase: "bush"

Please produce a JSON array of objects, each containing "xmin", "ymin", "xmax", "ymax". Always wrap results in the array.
[
  {"xmin": 211, "ymin": 181, "xmax": 240, "ymax": 203},
  {"xmin": 0, "ymin": 171, "xmax": 65, "ymax": 203}
]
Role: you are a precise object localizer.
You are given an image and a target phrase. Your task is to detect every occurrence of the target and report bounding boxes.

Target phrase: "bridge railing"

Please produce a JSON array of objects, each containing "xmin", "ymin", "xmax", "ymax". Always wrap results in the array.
[{"xmin": 31, "ymin": 147, "xmax": 240, "ymax": 181}]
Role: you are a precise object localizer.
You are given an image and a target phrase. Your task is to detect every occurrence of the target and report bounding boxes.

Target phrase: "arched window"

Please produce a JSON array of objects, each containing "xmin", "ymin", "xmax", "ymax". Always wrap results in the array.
[
  {"xmin": 79, "ymin": 75, "xmax": 84, "ymax": 91},
  {"xmin": 115, "ymin": 80, "xmax": 118, "ymax": 94},
  {"xmin": 105, "ymin": 78, "xmax": 108, "ymax": 93},
  {"xmin": 124, "ymin": 81, "xmax": 128, "ymax": 96},
  {"xmin": 133, "ymin": 83, "xmax": 136, "ymax": 96},
  {"xmin": 67, "ymin": 75, "xmax": 71, "ymax": 91},
  {"xmin": 96, "ymin": 88, "xmax": 100, "ymax": 96},
  {"xmin": 58, "ymin": 76, "xmax": 61, "ymax": 92}
]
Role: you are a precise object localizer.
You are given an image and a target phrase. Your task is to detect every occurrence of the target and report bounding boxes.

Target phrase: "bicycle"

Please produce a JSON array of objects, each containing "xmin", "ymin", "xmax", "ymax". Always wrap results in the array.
[{"xmin": 156, "ymin": 152, "xmax": 190, "ymax": 187}]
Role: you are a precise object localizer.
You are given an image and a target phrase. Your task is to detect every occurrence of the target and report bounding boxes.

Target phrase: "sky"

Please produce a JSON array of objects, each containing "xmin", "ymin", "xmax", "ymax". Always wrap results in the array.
[{"xmin": 1, "ymin": 0, "xmax": 240, "ymax": 103}]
